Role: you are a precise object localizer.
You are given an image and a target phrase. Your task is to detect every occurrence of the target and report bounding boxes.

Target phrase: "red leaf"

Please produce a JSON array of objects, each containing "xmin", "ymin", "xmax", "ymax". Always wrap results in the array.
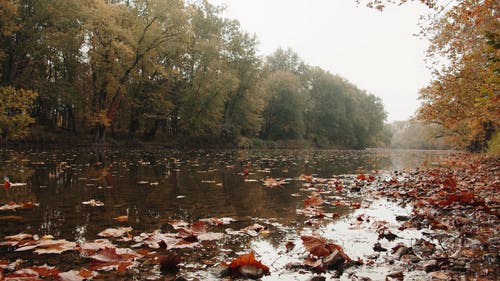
[
  {"xmin": 31, "ymin": 265, "xmax": 59, "ymax": 277},
  {"xmin": 303, "ymin": 192, "xmax": 324, "ymax": 208},
  {"xmin": 3, "ymin": 179, "xmax": 11, "ymax": 190},
  {"xmin": 176, "ymin": 220, "xmax": 208, "ymax": 241},
  {"xmin": 223, "ymin": 251, "xmax": 270, "ymax": 273},
  {"xmin": 90, "ymin": 247, "xmax": 123, "ymax": 263},
  {"xmin": 299, "ymin": 174, "xmax": 313, "ymax": 182}
]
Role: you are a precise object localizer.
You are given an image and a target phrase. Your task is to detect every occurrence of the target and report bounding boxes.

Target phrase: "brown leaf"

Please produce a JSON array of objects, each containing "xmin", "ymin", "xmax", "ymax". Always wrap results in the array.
[
  {"xmin": 97, "ymin": 227, "xmax": 132, "ymax": 238},
  {"xmin": 159, "ymin": 252, "xmax": 182, "ymax": 273},
  {"xmin": 301, "ymin": 234, "xmax": 351, "ymax": 261},
  {"xmin": 113, "ymin": 215, "xmax": 128, "ymax": 222}
]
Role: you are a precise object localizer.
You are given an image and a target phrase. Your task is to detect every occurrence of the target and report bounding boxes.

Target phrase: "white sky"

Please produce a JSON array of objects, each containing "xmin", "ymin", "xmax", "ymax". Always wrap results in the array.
[{"xmin": 208, "ymin": 0, "xmax": 433, "ymax": 122}]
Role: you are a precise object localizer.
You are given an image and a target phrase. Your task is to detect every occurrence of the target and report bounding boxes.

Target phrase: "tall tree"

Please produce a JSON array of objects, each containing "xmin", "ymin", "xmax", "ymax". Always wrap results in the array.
[
  {"xmin": 418, "ymin": 0, "xmax": 499, "ymax": 151},
  {"xmin": 86, "ymin": 0, "xmax": 188, "ymax": 143},
  {"xmin": 220, "ymin": 20, "xmax": 264, "ymax": 143},
  {"xmin": 175, "ymin": 0, "xmax": 237, "ymax": 142},
  {"xmin": 261, "ymin": 71, "xmax": 305, "ymax": 140}
]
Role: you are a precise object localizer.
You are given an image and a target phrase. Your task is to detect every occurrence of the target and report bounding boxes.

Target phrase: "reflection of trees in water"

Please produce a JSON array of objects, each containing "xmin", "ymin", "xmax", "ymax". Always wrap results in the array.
[
  {"xmin": 0, "ymin": 150, "xmax": 36, "ymax": 204},
  {"xmin": 388, "ymin": 149, "xmax": 458, "ymax": 171},
  {"xmin": 0, "ymin": 148, "xmax": 459, "ymax": 244}
]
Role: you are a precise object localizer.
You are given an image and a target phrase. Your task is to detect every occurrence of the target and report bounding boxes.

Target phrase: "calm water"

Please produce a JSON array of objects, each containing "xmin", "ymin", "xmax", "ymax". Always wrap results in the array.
[{"xmin": 0, "ymin": 148, "xmax": 455, "ymax": 280}]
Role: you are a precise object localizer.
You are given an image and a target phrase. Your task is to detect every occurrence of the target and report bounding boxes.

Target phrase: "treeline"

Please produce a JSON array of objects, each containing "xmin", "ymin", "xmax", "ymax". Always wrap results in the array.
[
  {"xmin": 0, "ymin": 0, "xmax": 387, "ymax": 148},
  {"xmin": 390, "ymin": 121, "xmax": 451, "ymax": 150}
]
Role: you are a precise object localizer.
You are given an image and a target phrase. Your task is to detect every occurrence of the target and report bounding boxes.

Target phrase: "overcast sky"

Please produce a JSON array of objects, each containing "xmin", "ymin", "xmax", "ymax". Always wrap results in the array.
[{"xmin": 208, "ymin": 0, "xmax": 432, "ymax": 122}]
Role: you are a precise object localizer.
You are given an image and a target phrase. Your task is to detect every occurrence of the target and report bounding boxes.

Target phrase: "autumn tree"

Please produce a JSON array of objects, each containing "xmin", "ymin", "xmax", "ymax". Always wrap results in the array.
[
  {"xmin": 220, "ymin": 20, "xmax": 265, "ymax": 144},
  {"xmin": 174, "ymin": 1, "xmax": 238, "ymax": 142},
  {"xmin": 86, "ymin": 0, "xmax": 188, "ymax": 143},
  {"xmin": 417, "ymin": 0, "xmax": 499, "ymax": 151},
  {"xmin": 0, "ymin": 87, "xmax": 37, "ymax": 147}
]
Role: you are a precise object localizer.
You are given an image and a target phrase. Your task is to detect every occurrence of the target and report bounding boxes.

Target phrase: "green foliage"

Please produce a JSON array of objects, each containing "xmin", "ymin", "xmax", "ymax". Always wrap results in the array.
[
  {"xmin": 0, "ymin": 87, "xmax": 38, "ymax": 143},
  {"xmin": 261, "ymin": 71, "xmax": 305, "ymax": 140}
]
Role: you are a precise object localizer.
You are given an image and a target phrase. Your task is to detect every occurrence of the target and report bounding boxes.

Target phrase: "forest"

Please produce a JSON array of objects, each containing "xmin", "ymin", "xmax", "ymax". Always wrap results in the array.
[{"xmin": 0, "ymin": 0, "xmax": 388, "ymax": 149}]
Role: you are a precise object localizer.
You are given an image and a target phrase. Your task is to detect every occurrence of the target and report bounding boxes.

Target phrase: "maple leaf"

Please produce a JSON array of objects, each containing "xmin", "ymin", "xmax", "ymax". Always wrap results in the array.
[
  {"xmin": 34, "ymin": 239, "xmax": 77, "ymax": 254},
  {"xmin": 301, "ymin": 234, "xmax": 351, "ymax": 261},
  {"xmin": 5, "ymin": 233, "xmax": 33, "ymax": 241},
  {"xmin": 58, "ymin": 269, "xmax": 96, "ymax": 281},
  {"xmin": 3, "ymin": 268, "xmax": 40, "ymax": 280},
  {"xmin": 176, "ymin": 220, "xmax": 207, "ymax": 241},
  {"xmin": 89, "ymin": 247, "xmax": 124, "ymax": 263},
  {"xmin": 78, "ymin": 239, "xmax": 115, "ymax": 255},
  {"xmin": 262, "ymin": 177, "xmax": 285, "ymax": 188},
  {"xmin": 88, "ymin": 247, "xmax": 139, "ymax": 273},
  {"xmin": 30, "ymin": 264, "xmax": 60, "ymax": 278},
  {"xmin": 303, "ymin": 192, "xmax": 324, "ymax": 208},
  {"xmin": 222, "ymin": 251, "xmax": 270, "ymax": 278},
  {"xmin": 175, "ymin": 221, "xmax": 224, "ymax": 242}
]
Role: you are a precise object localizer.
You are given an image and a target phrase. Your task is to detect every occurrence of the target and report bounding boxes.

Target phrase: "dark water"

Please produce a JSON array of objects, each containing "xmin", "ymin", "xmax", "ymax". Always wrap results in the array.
[{"xmin": 0, "ymin": 148, "xmax": 455, "ymax": 280}]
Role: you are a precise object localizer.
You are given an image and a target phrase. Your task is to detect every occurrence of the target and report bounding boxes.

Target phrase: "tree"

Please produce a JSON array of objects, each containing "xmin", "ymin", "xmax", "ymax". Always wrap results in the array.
[
  {"xmin": 220, "ymin": 20, "xmax": 264, "ymax": 143},
  {"xmin": 261, "ymin": 71, "xmax": 305, "ymax": 140},
  {"xmin": 0, "ymin": 87, "xmax": 37, "ymax": 146},
  {"xmin": 86, "ymin": 0, "xmax": 188, "ymax": 143},
  {"xmin": 417, "ymin": 0, "xmax": 499, "ymax": 151},
  {"xmin": 175, "ymin": 0, "xmax": 238, "ymax": 142}
]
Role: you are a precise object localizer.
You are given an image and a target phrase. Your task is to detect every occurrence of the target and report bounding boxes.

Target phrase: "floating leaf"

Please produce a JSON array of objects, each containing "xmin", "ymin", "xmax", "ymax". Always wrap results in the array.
[
  {"xmin": 97, "ymin": 227, "xmax": 132, "ymax": 238},
  {"xmin": 58, "ymin": 269, "xmax": 96, "ymax": 281},
  {"xmin": 34, "ymin": 239, "xmax": 77, "ymax": 254},
  {"xmin": 82, "ymin": 199, "xmax": 104, "ymax": 207},
  {"xmin": 262, "ymin": 177, "xmax": 285, "ymax": 188},
  {"xmin": 113, "ymin": 215, "xmax": 128, "ymax": 222}
]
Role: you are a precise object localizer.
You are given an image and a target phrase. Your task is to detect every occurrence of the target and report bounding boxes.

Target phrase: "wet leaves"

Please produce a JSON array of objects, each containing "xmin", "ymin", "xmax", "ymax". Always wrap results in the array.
[
  {"xmin": 0, "ymin": 202, "xmax": 39, "ymax": 211},
  {"xmin": 158, "ymin": 252, "xmax": 182, "ymax": 273},
  {"xmin": 0, "ymin": 151, "xmax": 498, "ymax": 280}
]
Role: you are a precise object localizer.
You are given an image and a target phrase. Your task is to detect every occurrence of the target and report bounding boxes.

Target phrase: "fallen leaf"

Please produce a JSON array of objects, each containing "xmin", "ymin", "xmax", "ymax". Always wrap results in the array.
[
  {"xmin": 34, "ymin": 239, "xmax": 77, "ymax": 254},
  {"xmin": 82, "ymin": 199, "xmax": 104, "ymax": 207},
  {"xmin": 222, "ymin": 252, "xmax": 270, "ymax": 278},
  {"xmin": 301, "ymin": 234, "xmax": 351, "ymax": 261},
  {"xmin": 113, "ymin": 215, "xmax": 128, "ymax": 222},
  {"xmin": 97, "ymin": 227, "xmax": 133, "ymax": 238},
  {"xmin": 262, "ymin": 177, "xmax": 285, "ymax": 188},
  {"xmin": 159, "ymin": 252, "xmax": 182, "ymax": 273}
]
